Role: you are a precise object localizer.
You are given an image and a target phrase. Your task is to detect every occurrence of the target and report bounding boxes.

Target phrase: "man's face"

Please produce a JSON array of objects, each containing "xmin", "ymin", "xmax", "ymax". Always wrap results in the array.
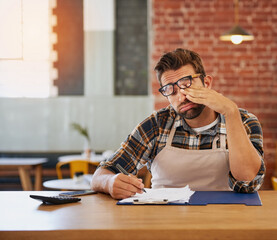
[{"xmin": 160, "ymin": 64, "xmax": 205, "ymax": 119}]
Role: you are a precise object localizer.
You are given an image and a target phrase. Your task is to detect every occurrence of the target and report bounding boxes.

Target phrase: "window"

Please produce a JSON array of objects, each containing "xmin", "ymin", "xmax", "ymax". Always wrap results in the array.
[
  {"xmin": 0, "ymin": 0, "xmax": 22, "ymax": 60},
  {"xmin": 115, "ymin": 0, "xmax": 148, "ymax": 95},
  {"xmin": 0, "ymin": 0, "xmax": 53, "ymax": 98},
  {"xmin": 0, "ymin": 0, "xmax": 84, "ymax": 98}
]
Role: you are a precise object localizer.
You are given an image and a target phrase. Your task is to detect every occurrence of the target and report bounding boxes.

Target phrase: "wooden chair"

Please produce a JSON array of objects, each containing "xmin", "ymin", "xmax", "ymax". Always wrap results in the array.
[
  {"xmin": 272, "ymin": 143, "xmax": 277, "ymax": 190},
  {"xmin": 272, "ymin": 177, "xmax": 277, "ymax": 190},
  {"xmin": 137, "ymin": 166, "xmax": 152, "ymax": 188},
  {"xmin": 143, "ymin": 171, "xmax": 152, "ymax": 188},
  {"xmin": 56, "ymin": 160, "xmax": 98, "ymax": 179}
]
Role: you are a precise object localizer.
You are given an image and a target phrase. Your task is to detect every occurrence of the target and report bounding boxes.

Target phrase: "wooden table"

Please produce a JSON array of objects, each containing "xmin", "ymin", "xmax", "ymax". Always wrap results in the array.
[
  {"xmin": 58, "ymin": 154, "xmax": 105, "ymax": 163},
  {"xmin": 0, "ymin": 191, "xmax": 276, "ymax": 240},
  {"xmin": 0, "ymin": 158, "xmax": 47, "ymax": 191}
]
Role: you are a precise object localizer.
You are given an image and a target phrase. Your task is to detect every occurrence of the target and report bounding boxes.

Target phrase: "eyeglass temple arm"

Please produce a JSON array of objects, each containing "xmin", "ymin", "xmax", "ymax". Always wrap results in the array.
[{"xmin": 192, "ymin": 73, "xmax": 201, "ymax": 78}]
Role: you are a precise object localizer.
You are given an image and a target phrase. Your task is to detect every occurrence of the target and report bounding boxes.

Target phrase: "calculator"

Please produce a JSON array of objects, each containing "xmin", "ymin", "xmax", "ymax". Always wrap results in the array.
[
  {"xmin": 30, "ymin": 194, "xmax": 81, "ymax": 205},
  {"xmin": 59, "ymin": 190, "xmax": 96, "ymax": 197}
]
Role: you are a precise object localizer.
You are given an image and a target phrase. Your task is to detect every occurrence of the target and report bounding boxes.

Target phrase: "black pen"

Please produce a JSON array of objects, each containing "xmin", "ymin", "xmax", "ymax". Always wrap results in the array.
[{"xmin": 115, "ymin": 163, "xmax": 147, "ymax": 193}]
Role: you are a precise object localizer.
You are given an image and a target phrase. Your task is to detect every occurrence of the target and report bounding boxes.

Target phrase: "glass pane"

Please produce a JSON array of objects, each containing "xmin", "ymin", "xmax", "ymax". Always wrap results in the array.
[{"xmin": 115, "ymin": 0, "xmax": 148, "ymax": 95}]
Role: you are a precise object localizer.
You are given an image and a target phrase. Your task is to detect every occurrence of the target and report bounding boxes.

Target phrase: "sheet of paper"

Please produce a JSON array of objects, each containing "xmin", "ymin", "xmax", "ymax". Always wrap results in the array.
[{"xmin": 119, "ymin": 185, "xmax": 195, "ymax": 204}]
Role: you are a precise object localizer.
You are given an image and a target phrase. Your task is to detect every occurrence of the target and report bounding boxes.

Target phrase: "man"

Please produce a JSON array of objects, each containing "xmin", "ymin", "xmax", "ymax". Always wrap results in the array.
[{"xmin": 91, "ymin": 48, "xmax": 265, "ymax": 199}]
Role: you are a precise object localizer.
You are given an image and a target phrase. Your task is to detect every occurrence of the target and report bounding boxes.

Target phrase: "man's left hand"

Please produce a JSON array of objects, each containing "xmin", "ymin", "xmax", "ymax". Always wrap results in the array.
[{"xmin": 182, "ymin": 87, "xmax": 237, "ymax": 117}]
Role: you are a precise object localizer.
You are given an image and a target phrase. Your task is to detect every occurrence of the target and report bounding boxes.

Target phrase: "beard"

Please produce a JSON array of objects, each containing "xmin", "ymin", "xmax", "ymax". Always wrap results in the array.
[{"xmin": 177, "ymin": 100, "xmax": 205, "ymax": 120}]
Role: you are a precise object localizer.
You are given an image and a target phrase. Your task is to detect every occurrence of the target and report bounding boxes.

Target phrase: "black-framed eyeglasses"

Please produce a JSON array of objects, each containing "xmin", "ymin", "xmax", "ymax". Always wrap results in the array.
[{"xmin": 159, "ymin": 73, "xmax": 201, "ymax": 97}]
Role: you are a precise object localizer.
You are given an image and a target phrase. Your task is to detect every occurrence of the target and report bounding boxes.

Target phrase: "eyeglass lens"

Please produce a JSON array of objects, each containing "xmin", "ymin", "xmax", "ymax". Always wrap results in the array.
[{"xmin": 160, "ymin": 76, "xmax": 191, "ymax": 96}]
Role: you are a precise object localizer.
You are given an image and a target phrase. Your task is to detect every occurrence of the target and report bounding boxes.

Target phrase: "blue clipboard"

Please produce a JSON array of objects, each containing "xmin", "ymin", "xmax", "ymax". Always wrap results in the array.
[
  {"xmin": 185, "ymin": 191, "xmax": 262, "ymax": 206},
  {"xmin": 117, "ymin": 191, "xmax": 262, "ymax": 206}
]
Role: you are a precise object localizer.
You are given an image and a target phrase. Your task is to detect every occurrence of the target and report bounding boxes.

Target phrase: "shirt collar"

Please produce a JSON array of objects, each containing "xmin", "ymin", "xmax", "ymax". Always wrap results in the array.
[
  {"xmin": 170, "ymin": 106, "xmax": 227, "ymax": 136},
  {"xmin": 169, "ymin": 105, "xmax": 177, "ymax": 118}
]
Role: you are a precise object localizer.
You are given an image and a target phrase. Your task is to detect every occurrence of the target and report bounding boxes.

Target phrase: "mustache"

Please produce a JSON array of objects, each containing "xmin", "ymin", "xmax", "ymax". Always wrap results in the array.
[{"xmin": 178, "ymin": 100, "xmax": 193, "ymax": 109}]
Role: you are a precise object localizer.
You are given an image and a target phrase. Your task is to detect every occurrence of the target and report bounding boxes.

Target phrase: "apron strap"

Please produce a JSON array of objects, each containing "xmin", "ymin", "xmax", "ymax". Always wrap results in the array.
[
  {"xmin": 166, "ymin": 116, "xmax": 180, "ymax": 147},
  {"xmin": 220, "ymin": 134, "xmax": 227, "ymax": 149}
]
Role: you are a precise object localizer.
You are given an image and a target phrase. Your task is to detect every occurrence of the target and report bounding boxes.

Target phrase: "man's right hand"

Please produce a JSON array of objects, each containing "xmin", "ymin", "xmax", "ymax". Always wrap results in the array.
[
  {"xmin": 108, "ymin": 173, "xmax": 144, "ymax": 199},
  {"xmin": 91, "ymin": 167, "xmax": 145, "ymax": 200}
]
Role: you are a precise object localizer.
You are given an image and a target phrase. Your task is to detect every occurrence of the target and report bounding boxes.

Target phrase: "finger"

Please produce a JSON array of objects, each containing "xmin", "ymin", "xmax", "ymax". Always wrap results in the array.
[
  {"xmin": 182, "ymin": 90, "xmax": 207, "ymax": 105},
  {"xmin": 119, "ymin": 174, "xmax": 145, "ymax": 191},
  {"xmin": 110, "ymin": 179, "xmax": 137, "ymax": 199},
  {"xmin": 112, "ymin": 187, "xmax": 137, "ymax": 199},
  {"xmin": 185, "ymin": 93, "xmax": 206, "ymax": 104},
  {"xmin": 111, "ymin": 189, "xmax": 136, "ymax": 200},
  {"xmin": 116, "ymin": 180, "xmax": 143, "ymax": 195},
  {"xmin": 182, "ymin": 88, "xmax": 207, "ymax": 99},
  {"xmin": 115, "ymin": 174, "xmax": 144, "ymax": 193}
]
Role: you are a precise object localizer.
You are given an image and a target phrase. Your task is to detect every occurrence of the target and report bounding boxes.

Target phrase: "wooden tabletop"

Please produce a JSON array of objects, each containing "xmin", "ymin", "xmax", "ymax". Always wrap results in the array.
[
  {"xmin": 58, "ymin": 154, "xmax": 104, "ymax": 163},
  {"xmin": 0, "ymin": 158, "xmax": 47, "ymax": 166},
  {"xmin": 43, "ymin": 174, "xmax": 93, "ymax": 190},
  {"xmin": 0, "ymin": 191, "xmax": 276, "ymax": 240}
]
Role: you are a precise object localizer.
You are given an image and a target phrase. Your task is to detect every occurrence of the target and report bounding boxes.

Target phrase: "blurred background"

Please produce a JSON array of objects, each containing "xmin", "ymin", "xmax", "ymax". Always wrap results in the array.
[{"xmin": 0, "ymin": 0, "xmax": 276, "ymax": 189}]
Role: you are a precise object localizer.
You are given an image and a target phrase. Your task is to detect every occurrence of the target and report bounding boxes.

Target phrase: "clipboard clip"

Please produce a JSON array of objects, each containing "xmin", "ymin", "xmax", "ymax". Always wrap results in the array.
[{"xmin": 133, "ymin": 199, "xmax": 168, "ymax": 205}]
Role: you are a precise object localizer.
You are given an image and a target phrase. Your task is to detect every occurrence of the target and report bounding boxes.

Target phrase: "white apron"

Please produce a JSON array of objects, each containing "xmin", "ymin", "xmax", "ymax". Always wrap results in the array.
[{"xmin": 151, "ymin": 118, "xmax": 231, "ymax": 191}]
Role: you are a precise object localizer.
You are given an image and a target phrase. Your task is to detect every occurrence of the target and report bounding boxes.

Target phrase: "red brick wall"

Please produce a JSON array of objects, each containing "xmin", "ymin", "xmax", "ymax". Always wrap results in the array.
[{"xmin": 150, "ymin": 0, "xmax": 277, "ymax": 189}]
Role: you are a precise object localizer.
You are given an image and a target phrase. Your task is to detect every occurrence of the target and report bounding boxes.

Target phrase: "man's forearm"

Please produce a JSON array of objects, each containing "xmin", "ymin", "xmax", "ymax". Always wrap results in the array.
[
  {"xmin": 91, "ymin": 167, "xmax": 116, "ymax": 194},
  {"xmin": 225, "ymin": 107, "xmax": 261, "ymax": 181}
]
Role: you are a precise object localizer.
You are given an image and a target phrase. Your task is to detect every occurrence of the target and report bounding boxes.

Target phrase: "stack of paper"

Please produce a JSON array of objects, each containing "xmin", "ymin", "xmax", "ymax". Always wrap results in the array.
[{"xmin": 119, "ymin": 185, "xmax": 195, "ymax": 204}]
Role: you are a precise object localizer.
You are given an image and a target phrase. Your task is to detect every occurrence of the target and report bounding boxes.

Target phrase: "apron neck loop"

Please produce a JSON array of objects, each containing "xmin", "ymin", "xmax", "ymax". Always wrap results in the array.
[{"xmin": 212, "ymin": 134, "xmax": 226, "ymax": 149}]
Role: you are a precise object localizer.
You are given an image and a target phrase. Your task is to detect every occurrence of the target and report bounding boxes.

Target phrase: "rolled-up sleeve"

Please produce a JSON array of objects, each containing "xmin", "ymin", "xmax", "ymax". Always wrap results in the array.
[
  {"xmin": 229, "ymin": 159, "xmax": 265, "ymax": 193},
  {"xmin": 99, "ymin": 113, "xmax": 159, "ymax": 175}
]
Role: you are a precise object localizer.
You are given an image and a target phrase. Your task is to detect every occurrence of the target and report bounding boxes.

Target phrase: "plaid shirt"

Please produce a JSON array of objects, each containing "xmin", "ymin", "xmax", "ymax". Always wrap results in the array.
[{"xmin": 102, "ymin": 105, "xmax": 265, "ymax": 193}]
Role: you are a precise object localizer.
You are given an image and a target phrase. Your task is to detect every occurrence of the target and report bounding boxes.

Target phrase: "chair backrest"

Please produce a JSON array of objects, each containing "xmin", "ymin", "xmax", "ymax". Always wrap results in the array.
[
  {"xmin": 272, "ymin": 177, "xmax": 277, "ymax": 190},
  {"xmin": 272, "ymin": 143, "xmax": 277, "ymax": 190},
  {"xmin": 56, "ymin": 160, "xmax": 97, "ymax": 179},
  {"xmin": 144, "ymin": 171, "xmax": 152, "ymax": 188}
]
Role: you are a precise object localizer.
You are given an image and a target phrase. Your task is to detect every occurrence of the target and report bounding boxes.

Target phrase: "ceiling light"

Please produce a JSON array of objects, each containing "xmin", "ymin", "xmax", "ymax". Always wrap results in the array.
[{"xmin": 220, "ymin": 0, "xmax": 254, "ymax": 45}]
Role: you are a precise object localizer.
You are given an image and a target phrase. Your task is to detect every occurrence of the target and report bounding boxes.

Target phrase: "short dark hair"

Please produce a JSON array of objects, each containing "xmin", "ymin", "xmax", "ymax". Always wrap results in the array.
[{"xmin": 154, "ymin": 48, "xmax": 206, "ymax": 85}]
